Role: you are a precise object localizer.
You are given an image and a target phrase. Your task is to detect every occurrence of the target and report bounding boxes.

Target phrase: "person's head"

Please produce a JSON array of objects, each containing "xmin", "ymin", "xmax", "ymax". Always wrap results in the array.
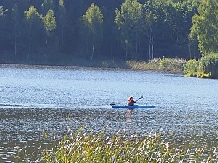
[{"xmin": 128, "ymin": 96, "xmax": 133, "ymax": 100}]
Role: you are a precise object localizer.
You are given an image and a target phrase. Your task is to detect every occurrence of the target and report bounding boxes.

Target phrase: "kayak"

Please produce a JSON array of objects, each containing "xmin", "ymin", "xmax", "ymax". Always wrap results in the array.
[{"xmin": 112, "ymin": 105, "xmax": 155, "ymax": 109}]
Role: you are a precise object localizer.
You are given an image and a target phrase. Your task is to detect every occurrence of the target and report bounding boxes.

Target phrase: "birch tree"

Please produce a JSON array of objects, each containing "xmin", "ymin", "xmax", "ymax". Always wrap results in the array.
[
  {"xmin": 115, "ymin": 0, "xmax": 144, "ymax": 60},
  {"xmin": 82, "ymin": 3, "xmax": 103, "ymax": 60},
  {"xmin": 43, "ymin": 9, "xmax": 56, "ymax": 46},
  {"xmin": 24, "ymin": 6, "xmax": 43, "ymax": 58}
]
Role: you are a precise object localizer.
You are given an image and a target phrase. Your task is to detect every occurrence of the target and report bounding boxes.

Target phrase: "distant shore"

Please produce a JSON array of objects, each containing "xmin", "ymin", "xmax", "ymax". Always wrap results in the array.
[{"xmin": 0, "ymin": 57, "xmax": 187, "ymax": 74}]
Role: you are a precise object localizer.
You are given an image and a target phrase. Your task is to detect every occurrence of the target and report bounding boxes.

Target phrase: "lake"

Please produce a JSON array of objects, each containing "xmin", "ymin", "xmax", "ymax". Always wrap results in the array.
[{"xmin": 0, "ymin": 64, "xmax": 218, "ymax": 162}]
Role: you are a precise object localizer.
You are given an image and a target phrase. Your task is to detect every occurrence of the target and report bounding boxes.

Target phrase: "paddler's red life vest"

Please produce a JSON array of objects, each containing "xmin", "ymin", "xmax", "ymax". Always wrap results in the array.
[{"xmin": 127, "ymin": 99, "xmax": 134, "ymax": 106}]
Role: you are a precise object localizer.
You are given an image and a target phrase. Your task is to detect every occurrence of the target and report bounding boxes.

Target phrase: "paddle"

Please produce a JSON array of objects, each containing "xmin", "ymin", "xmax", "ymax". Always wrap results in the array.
[
  {"xmin": 110, "ymin": 102, "xmax": 116, "ymax": 106},
  {"xmin": 136, "ymin": 95, "xmax": 143, "ymax": 102},
  {"xmin": 110, "ymin": 95, "xmax": 143, "ymax": 106}
]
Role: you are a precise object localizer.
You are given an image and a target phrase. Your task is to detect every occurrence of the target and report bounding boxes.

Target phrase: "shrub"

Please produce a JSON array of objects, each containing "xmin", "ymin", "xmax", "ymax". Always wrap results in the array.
[
  {"xmin": 159, "ymin": 57, "xmax": 186, "ymax": 73},
  {"xmin": 126, "ymin": 58, "xmax": 186, "ymax": 73},
  {"xmin": 184, "ymin": 59, "xmax": 198, "ymax": 77},
  {"xmin": 184, "ymin": 53, "xmax": 218, "ymax": 78},
  {"xmin": 199, "ymin": 53, "xmax": 218, "ymax": 78}
]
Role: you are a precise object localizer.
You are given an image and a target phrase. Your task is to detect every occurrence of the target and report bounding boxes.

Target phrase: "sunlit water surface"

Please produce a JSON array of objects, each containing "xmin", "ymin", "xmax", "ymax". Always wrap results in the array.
[{"xmin": 0, "ymin": 65, "xmax": 218, "ymax": 162}]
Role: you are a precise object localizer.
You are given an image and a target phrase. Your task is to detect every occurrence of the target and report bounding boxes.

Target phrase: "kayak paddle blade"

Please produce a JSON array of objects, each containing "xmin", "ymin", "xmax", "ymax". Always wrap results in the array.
[
  {"xmin": 138, "ymin": 95, "xmax": 143, "ymax": 100},
  {"xmin": 110, "ymin": 102, "xmax": 116, "ymax": 106}
]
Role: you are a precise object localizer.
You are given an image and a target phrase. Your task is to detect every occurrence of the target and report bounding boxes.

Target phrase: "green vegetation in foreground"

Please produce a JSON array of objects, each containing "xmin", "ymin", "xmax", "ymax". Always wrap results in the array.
[
  {"xmin": 184, "ymin": 53, "xmax": 218, "ymax": 79},
  {"xmin": 41, "ymin": 130, "xmax": 213, "ymax": 163}
]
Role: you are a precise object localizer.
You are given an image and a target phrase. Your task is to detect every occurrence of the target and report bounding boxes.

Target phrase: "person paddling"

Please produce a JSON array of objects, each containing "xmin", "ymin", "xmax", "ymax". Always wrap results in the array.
[
  {"xmin": 126, "ymin": 96, "xmax": 136, "ymax": 115},
  {"xmin": 127, "ymin": 96, "xmax": 136, "ymax": 106}
]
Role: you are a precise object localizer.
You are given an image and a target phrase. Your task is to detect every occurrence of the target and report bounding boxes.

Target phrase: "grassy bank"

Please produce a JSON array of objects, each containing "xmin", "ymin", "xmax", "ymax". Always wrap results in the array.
[
  {"xmin": 0, "ymin": 57, "xmax": 187, "ymax": 74},
  {"xmin": 69, "ymin": 57, "xmax": 187, "ymax": 74},
  {"xmin": 126, "ymin": 58, "xmax": 187, "ymax": 74},
  {"xmin": 41, "ymin": 130, "xmax": 214, "ymax": 162}
]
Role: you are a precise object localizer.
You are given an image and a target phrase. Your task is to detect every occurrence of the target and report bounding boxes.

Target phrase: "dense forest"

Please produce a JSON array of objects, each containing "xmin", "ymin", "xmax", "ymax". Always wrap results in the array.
[{"xmin": 0, "ymin": 0, "xmax": 216, "ymax": 65}]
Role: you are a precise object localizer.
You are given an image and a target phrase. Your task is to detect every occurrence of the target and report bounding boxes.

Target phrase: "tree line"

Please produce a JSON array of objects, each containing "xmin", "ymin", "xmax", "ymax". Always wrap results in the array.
[{"xmin": 0, "ymin": 0, "xmax": 217, "ymax": 65}]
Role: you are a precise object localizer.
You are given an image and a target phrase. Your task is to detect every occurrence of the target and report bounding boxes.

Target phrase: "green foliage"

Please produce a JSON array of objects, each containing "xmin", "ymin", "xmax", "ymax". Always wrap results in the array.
[
  {"xmin": 184, "ymin": 53, "xmax": 218, "ymax": 78},
  {"xmin": 184, "ymin": 59, "xmax": 198, "ymax": 77},
  {"xmin": 25, "ymin": 6, "xmax": 42, "ymax": 25},
  {"xmin": 115, "ymin": 0, "xmax": 144, "ymax": 59},
  {"xmin": 159, "ymin": 57, "xmax": 186, "ymax": 72},
  {"xmin": 42, "ymin": 131, "xmax": 197, "ymax": 163},
  {"xmin": 43, "ymin": 9, "xmax": 56, "ymax": 36},
  {"xmin": 24, "ymin": 6, "xmax": 44, "ymax": 54},
  {"xmin": 82, "ymin": 3, "xmax": 104, "ymax": 60},
  {"xmin": 189, "ymin": 0, "xmax": 218, "ymax": 56},
  {"xmin": 126, "ymin": 57, "xmax": 187, "ymax": 73},
  {"xmin": 82, "ymin": 3, "xmax": 103, "ymax": 34},
  {"xmin": 0, "ymin": 0, "xmax": 206, "ymax": 64},
  {"xmin": 199, "ymin": 53, "xmax": 218, "ymax": 78}
]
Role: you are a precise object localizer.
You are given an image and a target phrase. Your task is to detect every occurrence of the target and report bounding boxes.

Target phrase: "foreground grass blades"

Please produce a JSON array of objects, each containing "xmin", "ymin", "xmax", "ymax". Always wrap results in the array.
[{"xmin": 41, "ymin": 130, "xmax": 209, "ymax": 163}]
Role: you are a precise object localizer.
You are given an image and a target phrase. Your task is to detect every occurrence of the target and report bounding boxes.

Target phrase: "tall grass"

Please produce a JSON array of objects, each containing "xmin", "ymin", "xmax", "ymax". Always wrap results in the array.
[
  {"xmin": 126, "ymin": 58, "xmax": 187, "ymax": 73},
  {"xmin": 57, "ymin": 57, "xmax": 187, "ymax": 73},
  {"xmin": 41, "ymin": 129, "xmax": 208, "ymax": 163}
]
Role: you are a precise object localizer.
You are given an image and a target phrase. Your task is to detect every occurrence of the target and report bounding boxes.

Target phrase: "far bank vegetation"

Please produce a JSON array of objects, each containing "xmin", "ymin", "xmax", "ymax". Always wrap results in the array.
[{"xmin": 1, "ymin": 0, "xmax": 218, "ymax": 78}]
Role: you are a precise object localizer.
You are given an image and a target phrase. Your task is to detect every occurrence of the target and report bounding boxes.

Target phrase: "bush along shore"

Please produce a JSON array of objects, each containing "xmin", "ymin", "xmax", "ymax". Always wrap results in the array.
[
  {"xmin": 3, "ymin": 56, "xmax": 218, "ymax": 79},
  {"xmin": 102, "ymin": 56, "xmax": 218, "ymax": 79},
  {"xmin": 41, "ymin": 129, "xmax": 215, "ymax": 162},
  {"xmin": 184, "ymin": 53, "xmax": 218, "ymax": 79},
  {"xmin": 0, "ymin": 57, "xmax": 186, "ymax": 74},
  {"xmin": 79, "ymin": 57, "xmax": 187, "ymax": 74},
  {"xmin": 126, "ymin": 57, "xmax": 187, "ymax": 74}
]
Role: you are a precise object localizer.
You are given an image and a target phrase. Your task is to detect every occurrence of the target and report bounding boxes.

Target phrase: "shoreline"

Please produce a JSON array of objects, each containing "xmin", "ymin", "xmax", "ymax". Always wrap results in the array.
[{"xmin": 0, "ymin": 57, "xmax": 186, "ymax": 74}]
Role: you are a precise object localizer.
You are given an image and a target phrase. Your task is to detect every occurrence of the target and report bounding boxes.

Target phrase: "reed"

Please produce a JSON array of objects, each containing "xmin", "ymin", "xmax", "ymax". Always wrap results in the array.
[
  {"xmin": 41, "ymin": 130, "xmax": 207, "ymax": 163},
  {"xmin": 57, "ymin": 57, "xmax": 187, "ymax": 73},
  {"xmin": 126, "ymin": 58, "xmax": 187, "ymax": 73}
]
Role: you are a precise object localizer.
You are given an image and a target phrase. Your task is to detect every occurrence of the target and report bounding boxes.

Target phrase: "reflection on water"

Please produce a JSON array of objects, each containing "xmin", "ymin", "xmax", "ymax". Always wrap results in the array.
[
  {"xmin": 0, "ymin": 65, "xmax": 218, "ymax": 162},
  {"xmin": 1, "ymin": 107, "xmax": 218, "ymax": 162}
]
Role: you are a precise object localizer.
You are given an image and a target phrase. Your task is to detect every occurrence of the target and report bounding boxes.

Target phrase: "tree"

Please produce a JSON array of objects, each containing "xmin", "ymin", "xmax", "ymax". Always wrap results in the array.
[
  {"xmin": 115, "ymin": 0, "xmax": 144, "ymax": 60},
  {"xmin": 190, "ymin": 0, "xmax": 218, "ymax": 56},
  {"xmin": 171, "ymin": 1, "xmax": 198, "ymax": 59},
  {"xmin": 144, "ymin": 0, "xmax": 177, "ymax": 59},
  {"xmin": 0, "ymin": 6, "xmax": 9, "ymax": 53},
  {"xmin": 12, "ymin": 3, "xmax": 21, "ymax": 56},
  {"xmin": 0, "ymin": 0, "xmax": 206, "ymax": 64},
  {"xmin": 38, "ymin": 9, "xmax": 57, "ymax": 62},
  {"xmin": 82, "ymin": 3, "xmax": 103, "ymax": 60},
  {"xmin": 43, "ymin": 9, "xmax": 56, "ymax": 38},
  {"xmin": 144, "ymin": 0, "xmax": 156, "ymax": 60},
  {"xmin": 58, "ymin": 0, "xmax": 65, "ymax": 48},
  {"xmin": 24, "ymin": 6, "xmax": 44, "ymax": 58}
]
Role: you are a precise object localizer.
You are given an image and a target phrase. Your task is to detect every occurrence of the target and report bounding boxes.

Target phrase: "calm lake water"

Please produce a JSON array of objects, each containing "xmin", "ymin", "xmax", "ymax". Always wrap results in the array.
[{"xmin": 0, "ymin": 64, "xmax": 218, "ymax": 162}]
